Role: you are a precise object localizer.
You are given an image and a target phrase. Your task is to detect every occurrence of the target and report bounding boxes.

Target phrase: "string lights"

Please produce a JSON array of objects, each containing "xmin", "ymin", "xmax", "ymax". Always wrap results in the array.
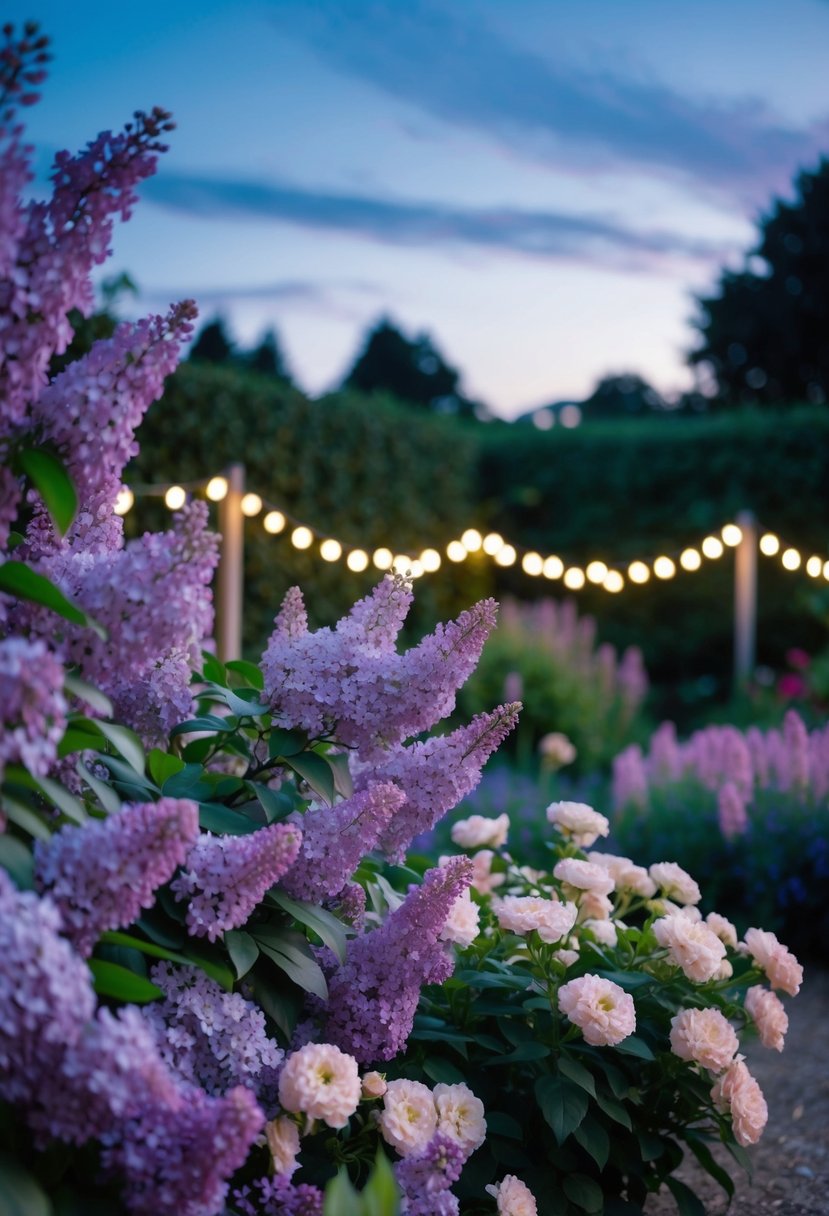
[{"xmin": 116, "ymin": 473, "xmax": 829, "ymax": 591}]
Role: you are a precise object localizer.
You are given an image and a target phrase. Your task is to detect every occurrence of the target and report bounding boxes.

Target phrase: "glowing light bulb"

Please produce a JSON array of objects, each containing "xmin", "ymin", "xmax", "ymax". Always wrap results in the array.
[
  {"xmin": 653, "ymin": 556, "xmax": 676, "ymax": 579},
  {"xmin": 543, "ymin": 555, "xmax": 564, "ymax": 580},
  {"xmin": 409, "ymin": 560, "xmax": 425, "ymax": 578},
  {"xmin": 373, "ymin": 547, "xmax": 393, "ymax": 570},
  {"xmin": 206, "ymin": 476, "xmax": 228, "ymax": 502},
  {"xmin": 586, "ymin": 560, "xmax": 608, "ymax": 584},
  {"xmin": 521, "ymin": 552, "xmax": 543, "ymax": 576},
  {"xmin": 494, "ymin": 544, "xmax": 516, "ymax": 567},
  {"xmin": 680, "ymin": 547, "xmax": 701, "ymax": 571},
  {"xmin": 563, "ymin": 567, "xmax": 585, "ymax": 590},
  {"xmin": 603, "ymin": 570, "xmax": 624, "ymax": 593},
  {"xmin": 824, "ymin": 560, "xmax": 829, "ymax": 580},
  {"xmin": 241, "ymin": 492, "xmax": 262, "ymax": 517},
  {"xmin": 446, "ymin": 540, "xmax": 467, "ymax": 562},
  {"xmin": 482, "ymin": 531, "xmax": 503, "ymax": 556},
  {"xmin": 392, "ymin": 554, "xmax": 411, "ymax": 574},
  {"xmin": 113, "ymin": 487, "xmax": 134, "ymax": 516},
  {"xmin": 420, "ymin": 548, "xmax": 441, "ymax": 572},
  {"xmin": 721, "ymin": 523, "xmax": 742, "ymax": 547},
  {"xmin": 164, "ymin": 485, "xmax": 186, "ymax": 510},
  {"xmin": 781, "ymin": 548, "xmax": 801, "ymax": 571},
  {"xmin": 759, "ymin": 533, "xmax": 780, "ymax": 556},
  {"xmin": 628, "ymin": 561, "xmax": 650, "ymax": 584},
  {"xmin": 461, "ymin": 528, "xmax": 483, "ymax": 552},
  {"xmin": 806, "ymin": 556, "xmax": 822, "ymax": 578},
  {"xmin": 701, "ymin": 537, "xmax": 724, "ymax": 560},
  {"xmin": 263, "ymin": 510, "xmax": 286, "ymax": 534},
  {"xmin": 320, "ymin": 538, "xmax": 342, "ymax": 562},
  {"xmin": 291, "ymin": 526, "xmax": 312, "ymax": 550},
  {"xmin": 346, "ymin": 549, "xmax": 369, "ymax": 572}
]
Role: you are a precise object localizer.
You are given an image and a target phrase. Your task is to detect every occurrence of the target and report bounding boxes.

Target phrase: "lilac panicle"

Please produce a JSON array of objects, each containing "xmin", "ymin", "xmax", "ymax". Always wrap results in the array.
[
  {"xmin": 0, "ymin": 635, "xmax": 67, "ymax": 781},
  {"xmin": 34, "ymin": 797, "xmax": 199, "ymax": 956},
  {"xmin": 231, "ymin": 1176, "xmax": 323, "ymax": 1216},
  {"xmin": 395, "ymin": 1132, "xmax": 464, "ymax": 1216},
  {"xmin": 361, "ymin": 703, "xmax": 521, "ymax": 862},
  {"xmin": 262, "ymin": 576, "xmax": 498, "ymax": 759},
  {"xmin": 172, "ymin": 822, "xmax": 302, "ymax": 941},
  {"xmin": 323, "ymin": 856, "xmax": 473, "ymax": 1063},
  {"xmin": 280, "ymin": 781, "xmax": 406, "ymax": 902}
]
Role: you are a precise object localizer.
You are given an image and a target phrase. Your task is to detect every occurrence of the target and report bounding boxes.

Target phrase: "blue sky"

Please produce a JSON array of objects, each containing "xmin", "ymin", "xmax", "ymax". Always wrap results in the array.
[{"xmin": 18, "ymin": 0, "xmax": 829, "ymax": 417}]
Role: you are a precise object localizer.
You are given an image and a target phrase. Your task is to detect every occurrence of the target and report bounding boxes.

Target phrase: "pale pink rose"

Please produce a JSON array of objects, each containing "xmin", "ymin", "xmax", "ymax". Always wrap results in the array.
[
  {"xmin": 486, "ymin": 1174, "xmax": 539, "ymax": 1216},
  {"xmin": 471, "ymin": 848, "xmax": 505, "ymax": 895},
  {"xmin": 558, "ymin": 973, "xmax": 636, "ymax": 1046},
  {"xmin": 546, "ymin": 801, "xmax": 610, "ymax": 848},
  {"xmin": 433, "ymin": 1082, "xmax": 487, "ymax": 1156},
  {"xmin": 440, "ymin": 889, "xmax": 481, "ymax": 948},
  {"xmin": 745, "ymin": 986, "xmax": 788, "ymax": 1051},
  {"xmin": 716, "ymin": 959, "xmax": 734, "ymax": 980},
  {"xmin": 679, "ymin": 905, "xmax": 703, "ymax": 923},
  {"xmin": 265, "ymin": 1116, "xmax": 301, "ymax": 1178},
  {"xmin": 742, "ymin": 928, "xmax": 803, "ymax": 996},
  {"xmin": 649, "ymin": 862, "xmax": 702, "ymax": 905},
  {"xmin": 711, "ymin": 1057, "xmax": 768, "ymax": 1146},
  {"xmin": 538, "ymin": 732, "xmax": 577, "ymax": 769},
  {"xmin": 361, "ymin": 1071, "xmax": 387, "ymax": 1099},
  {"xmin": 653, "ymin": 914, "xmax": 726, "ymax": 983},
  {"xmin": 553, "ymin": 947, "xmax": 580, "ymax": 968},
  {"xmin": 577, "ymin": 891, "xmax": 614, "ymax": 922},
  {"xmin": 706, "ymin": 912, "xmax": 738, "ymax": 948},
  {"xmin": 278, "ymin": 1042, "xmax": 361, "ymax": 1128},
  {"xmin": 379, "ymin": 1079, "xmax": 437, "ymax": 1156},
  {"xmin": 451, "ymin": 813, "xmax": 509, "ymax": 849},
  {"xmin": 583, "ymin": 918, "xmax": 618, "ymax": 947},
  {"xmin": 553, "ymin": 857, "xmax": 615, "ymax": 896},
  {"xmin": 495, "ymin": 895, "xmax": 578, "ymax": 944},
  {"xmin": 670, "ymin": 1007, "xmax": 739, "ymax": 1073},
  {"xmin": 588, "ymin": 851, "xmax": 656, "ymax": 897}
]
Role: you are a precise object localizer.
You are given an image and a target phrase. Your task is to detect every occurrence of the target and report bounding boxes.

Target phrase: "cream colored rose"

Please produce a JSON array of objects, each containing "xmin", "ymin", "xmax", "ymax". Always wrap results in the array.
[
  {"xmin": 653, "ymin": 914, "xmax": 726, "ymax": 983},
  {"xmin": 546, "ymin": 801, "xmax": 609, "ymax": 848},
  {"xmin": 742, "ymin": 928, "xmax": 803, "ymax": 996},
  {"xmin": 558, "ymin": 973, "xmax": 636, "ymax": 1047},
  {"xmin": 745, "ymin": 985, "xmax": 788, "ymax": 1051},
  {"xmin": 265, "ymin": 1116, "xmax": 301, "ymax": 1178},
  {"xmin": 494, "ymin": 894, "xmax": 578, "ymax": 944},
  {"xmin": 711, "ymin": 1056, "xmax": 768, "ymax": 1146},
  {"xmin": 553, "ymin": 857, "xmax": 615, "ymax": 896},
  {"xmin": 486, "ymin": 1174, "xmax": 539, "ymax": 1215},
  {"xmin": 670, "ymin": 1007, "xmax": 739, "ymax": 1073},
  {"xmin": 433, "ymin": 1082, "xmax": 487, "ymax": 1156},
  {"xmin": 277, "ymin": 1043, "xmax": 361, "ymax": 1129},
  {"xmin": 588, "ymin": 851, "xmax": 656, "ymax": 897},
  {"xmin": 582, "ymin": 918, "xmax": 618, "ymax": 948},
  {"xmin": 361, "ymin": 1070, "xmax": 387, "ymax": 1099},
  {"xmin": 440, "ymin": 889, "xmax": 481, "ymax": 948},
  {"xmin": 649, "ymin": 862, "xmax": 702, "ymax": 905},
  {"xmin": 378, "ymin": 1078, "xmax": 437, "ymax": 1157},
  {"xmin": 451, "ymin": 813, "xmax": 509, "ymax": 849},
  {"xmin": 705, "ymin": 911, "xmax": 738, "ymax": 948}
]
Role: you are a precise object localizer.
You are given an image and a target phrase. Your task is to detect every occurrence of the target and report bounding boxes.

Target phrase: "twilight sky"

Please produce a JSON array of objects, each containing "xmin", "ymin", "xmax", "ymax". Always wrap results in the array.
[{"xmin": 19, "ymin": 0, "xmax": 829, "ymax": 417}]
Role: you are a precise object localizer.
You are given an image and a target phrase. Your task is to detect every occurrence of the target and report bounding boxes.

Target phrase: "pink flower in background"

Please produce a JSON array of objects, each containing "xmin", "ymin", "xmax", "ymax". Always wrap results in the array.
[
  {"xmin": 649, "ymin": 862, "xmax": 702, "ymax": 906},
  {"xmin": 745, "ymin": 986, "xmax": 788, "ymax": 1052},
  {"xmin": 786, "ymin": 648, "xmax": 811, "ymax": 671},
  {"xmin": 486, "ymin": 1174, "xmax": 539, "ymax": 1216},
  {"xmin": 546, "ymin": 801, "xmax": 609, "ymax": 847},
  {"xmin": 558, "ymin": 974, "xmax": 636, "ymax": 1046},
  {"xmin": 653, "ymin": 914, "xmax": 726, "ymax": 983},
  {"xmin": 265, "ymin": 1116, "xmax": 300, "ymax": 1178},
  {"xmin": 440, "ymin": 889, "xmax": 481, "ymax": 948},
  {"xmin": 495, "ymin": 895, "xmax": 578, "ymax": 944},
  {"xmin": 379, "ymin": 1079, "xmax": 437, "ymax": 1157},
  {"xmin": 711, "ymin": 1057, "xmax": 768, "ymax": 1146},
  {"xmin": 670, "ymin": 1007, "xmax": 739, "ymax": 1073},
  {"xmin": 360, "ymin": 1071, "xmax": 387, "ymax": 1100},
  {"xmin": 587, "ymin": 851, "xmax": 657, "ymax": 898},
  {"xmin": 706, "ymin": 912, "xmax": 739, "ymax": 949},
  {"xmin": 433, "ymin": 1082, "xmax": 486, "ymax": 1156},
  {"xmin": 717, "ymin": 782, "xmax": 749, "ymax": 841},
  {"xmin": 553, "ymin": 857, "xmax": 615, "ymax": 896},
  {"xmin": 451, "ymin": 812, "xmax": 510, "ymax": 849},
  {"xmin": 742, "ymin": 928, "xmax": 803, "ymax": 996},
  {"xmin": 277, "ymin": 1043, "xmax": 361, "ymax": 1129}
]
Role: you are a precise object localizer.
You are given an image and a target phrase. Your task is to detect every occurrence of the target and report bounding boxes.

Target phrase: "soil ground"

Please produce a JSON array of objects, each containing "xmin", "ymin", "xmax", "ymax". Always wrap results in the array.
[{"xmin": 645, "ymin": 968, "xmax": 829, "ymax": 1215}]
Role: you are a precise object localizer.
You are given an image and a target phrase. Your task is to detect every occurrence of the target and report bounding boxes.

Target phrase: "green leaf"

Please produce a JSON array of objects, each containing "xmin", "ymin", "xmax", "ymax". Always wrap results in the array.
[
  {"xmin": 637, "ymin": 1130, "xmax": 665, "ymax": 1162},
  {"xmin": 63, "ymin": 674, "xmax": 113, "ymax": 717},
  {"xmin": 255, "ymin": 782, "xmax": 290, "ymax": 824},
  {"xmin": 198, "ymin": 802, "xmax": 262, "ymax": 835},
  {"xmin": 362, "ymin": 1150, "xmax": 401, "ymax": 1216},
  {"xmin": 77, "ymin": 761, "xmax": 120, "ymax": 815},
  {"xmin": 225, "ymin": 659, "xmax": 264, "ymax": 689},
  {"xmin": 267, "ymin": 889, "xmax": 350, "ymax": 962},
  {"xmin": 558, "ymin": 1054, "xmax": 597, "ymax": 1097},
  {"xmin": 148, "ymin": 749, "xmax": 186, "ymax": 787},
  {"xmin": 88, "ymin": 959, "xmax": 162, "ymax": 1003},
  {"xmin": 256, "ymin": 933, "xmax": 329, "ymax": 1000},
  {"xmin": 665, "ymin": 1177, "xmax": 706, "ymax": 1216},
  {"xmin": 170, "ymin": 715, "xmax": 234, "ymax": 738},
  {"xmin": 326, "ymin": 751, "xmax": 354, "ymax": 799},
  {"xmin": 0, "ymin": 561, "xmax": 102, "ymax": 635},
  {"xmin": 594, "ymin": 1091, "xmax": 632, "ymax": 1130},
  {"xmin": 615, "ymin": 1035, "xmax": 655, "ymax": 1061},
  {"xmin": 225, "ymin": 930, "xmax": 260, "ymax": 980},
  {"xmin": 87, "ymin": 720, "xmax": 145, "ymax": 775},
  {"xmin": 0, "ymin": 794, "xmax": 52, "ymax": 840},
  {"xmin": 98, "ymin": 932, "xmax": 228, "ymax": 988},
  {"xmin": 201, "ymin": 652, "xmax": 226, "ymax": 684},
  {"xmin": 596, "ymin": 969, "xmax": 656, "ymax": 991},
  {"xmin": 563, "ymin": 1173, "xmax": 604, "ymax": 1213},
  {"xmin": 136, "ymin": 911, "xmax": 186, "ymax": 950},
  {"xmin": 322, "ymin": 1169, "xmax": 362, "ymax": 1216},
  {"xmin": 161, "ymin": 763, "xmax": 212, "ymax": 800},
  {"xmin": 247, "ymin": 969, "xmax": 304, "ymax": 1040},
  {"xmin": 535, "ymin": 1075, "xmax": 589, "ymax": 1144},
  {"xmin": 0, "ymin": 1154, "xmax": 53, "ymax": 1216},
  {"xmin": 268, "ymin": 727, "xmax": 308, "ymax": 760},
  {"xmin": 17, "ymin": 446, "xmax": 77, "ymax": 535},
  {"xmin": 684, "ymin": 1136, "xmax": 735, "ymax": 1198},
  {"xmin": 204, "ymin": 683, "xmax": 269, "ymax": 717},
  {"xmin": 574, "ymin": 1116, "xmax": 610, "ymax": 1170},
  {"xmin": 286, "ymin": 752, "xmax": 336, "ymax": 805},
  {"xmin": 32, "ymin": 774, "xmax": 87, "ymax": 824},
  {"xmin": 486, "ymin": 1111, "xmax": 524, "ymax": 1140},
  {"xmin": 423, "ymin": 1057, "xmax": 467, "ymax": 1084},
  {"xmin": 0, "ymin": 834, "xmax": 35, "ymax": 889},
  {"xmin": 484, "ymin": 1041, "xmax": 550, "ymax": 1066}
]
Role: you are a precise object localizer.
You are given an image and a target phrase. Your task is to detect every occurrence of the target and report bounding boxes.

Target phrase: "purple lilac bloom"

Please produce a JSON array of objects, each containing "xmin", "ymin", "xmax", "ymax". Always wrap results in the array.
[
  {"xmin": 0, "ymin": 636, "xmax": 67, "ymax": 780},
  {"xmin": 144, "ymin": 963, "xmax": 283, "ymax": 1107},
  {"xmin": 172, "ymin": 822, "xmax": 301, "ymax": 940},
  {"xmin": 361, "ymin": 703, "xmax": 520, "ymax": 862},
  {"xmin": 231, "ymin": 1175, "xmax": 323, "ymax": 1216},
  {"xmin": 280, "ymin": 782, "xmax": 406, "ymax": 902},
  {"xmin": 395, "ymin": 1132, "xmax": 465, "ymax": 1216},
  {"xmin": 323, "ymin": 857, "xmax": 472, "ymax": 1063},
  {"xmin": 34, "ymin": 797, "xmax": 199, "ymax": 956}
]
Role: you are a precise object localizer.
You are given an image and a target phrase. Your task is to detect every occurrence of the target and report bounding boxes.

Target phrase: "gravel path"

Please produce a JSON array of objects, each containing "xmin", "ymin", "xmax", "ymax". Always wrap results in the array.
[{"xmin": 645, "ymin": 968, "xmax": 829, "ymax": 1215}]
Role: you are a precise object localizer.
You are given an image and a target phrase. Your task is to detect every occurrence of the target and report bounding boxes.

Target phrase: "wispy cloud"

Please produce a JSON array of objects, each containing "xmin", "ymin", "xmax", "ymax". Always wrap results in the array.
[
  {"xmin": 143, "ymin": 171, "xmax": 726, "ymax": 270},
  {"xmin": 270, "ymin": 0, "xmax": 829, "ymax": 205}
]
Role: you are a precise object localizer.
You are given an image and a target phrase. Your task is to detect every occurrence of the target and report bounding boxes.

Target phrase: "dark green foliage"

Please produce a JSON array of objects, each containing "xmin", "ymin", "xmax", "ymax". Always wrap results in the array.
[
  {"xmin": 582, "ymin": 374, "xmax": 666, "ymax": 420},
  {"xmin": 245, "ymin": 328, "xmax": 292, "ymax": 384},
  {"xmin": 188, "ymin": 316, "xmax": 235, "ymax": 364},
  {"xmin": 690, "ymin": 158, "xmax": 829, "ymax": 405}
]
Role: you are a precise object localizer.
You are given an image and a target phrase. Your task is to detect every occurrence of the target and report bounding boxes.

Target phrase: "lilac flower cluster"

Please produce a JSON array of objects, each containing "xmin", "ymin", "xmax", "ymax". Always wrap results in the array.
[
  {"xmin": 394, "ymin": 1132, "xmax": 465, "ymax": 1216},
  {"xmin": 280, "ymin": 782, "xmax": 405, "ymax": 902},
  {"xmin": 34, "ymin": 797, "xmax": 199, "ymax": 955},
  {"xmin": 323, "ymin": 856, "xmax": 473, "ymax": 1062},
  {"xmin": 144, "ymin": 963, "xmax": 283, "ymax": 1107},
  {"xmin": 172, "ymin": 822, "xmax": 301, "ymax": 940},
  {"xmin": 262, "ymin": 577, "xmax": 498, "ymax": 760},
  {"xmin": 359, "ymin": 703, "xmax": 521, "ymax": 861},
  {"xmin": 231, "ymin": 1175, "xmax": 323, "ymax": 1216},
  {"xmin": 0, "ymin": 635, "xmax": 67, "ymax": 780}
]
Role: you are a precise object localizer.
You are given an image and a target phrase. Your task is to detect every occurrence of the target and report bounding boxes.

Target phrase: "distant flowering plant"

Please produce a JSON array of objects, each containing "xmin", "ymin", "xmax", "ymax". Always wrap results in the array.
[{"xmin": 406, "ymin": 801, "xmax": 803, "ymax": 1215}]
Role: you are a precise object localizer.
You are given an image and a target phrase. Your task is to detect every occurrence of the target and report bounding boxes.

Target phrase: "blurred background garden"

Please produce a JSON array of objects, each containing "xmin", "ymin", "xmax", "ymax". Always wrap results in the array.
[{"xmin": 33, "ymin": 0, "xmax": 829, "ymax": 960}]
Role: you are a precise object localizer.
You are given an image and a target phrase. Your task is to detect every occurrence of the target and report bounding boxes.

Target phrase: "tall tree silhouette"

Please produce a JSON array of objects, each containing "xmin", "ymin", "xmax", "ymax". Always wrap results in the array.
[
  {"xmin": 690, "ymin": 159, "xmax": 829, "ymax": 406},
  {"xmin": 342, "ymin": 317, "xmax": 478, "ymax": 416},
  {"xmin": 583, "ymin": 373, "xmax": 666, "ymax": 419},
  {"xmin": 246, "ymin": 328, "xmax": 293, "ymax": 384},
  {"xmin": 189, "ymin": 316, "xmax": 234, "ymax": 364}
]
